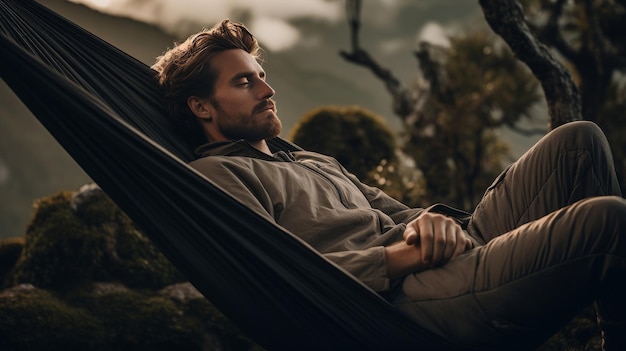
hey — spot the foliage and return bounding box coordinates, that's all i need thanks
[289,105,396,181]
[403,32,542,210]
[365,157,427,208]
[341,0,545,210]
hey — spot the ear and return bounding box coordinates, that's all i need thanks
[187,96,212,120]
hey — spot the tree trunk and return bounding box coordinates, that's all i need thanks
[479,0,582,129]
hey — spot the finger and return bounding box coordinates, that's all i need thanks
[404,222,418,245]
[431,219,448,265]
[418,219,434,265]
[442,224,458,262]
[465,236,473,250]
[451,227,468,259]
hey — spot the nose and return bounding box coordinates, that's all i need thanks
[257,79,275,100]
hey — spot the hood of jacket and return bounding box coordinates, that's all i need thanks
[194,139,296,163]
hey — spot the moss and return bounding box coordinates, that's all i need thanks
[0,287,104,350]
[9,190,183,290]
[82,290,204,350]
[11,192,107,288]
[71,187,119,226]
[110,224,184,289]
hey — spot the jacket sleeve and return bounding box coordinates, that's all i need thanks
[322,247,390,292]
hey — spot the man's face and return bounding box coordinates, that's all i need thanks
[204,49,281,143]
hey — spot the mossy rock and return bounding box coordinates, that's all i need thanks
[0,285,217,351]
[0,285,105,350]
[1,187,262,350]
[9,187,184,290]
[81,290,204,350]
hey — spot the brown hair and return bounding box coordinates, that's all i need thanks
[152,19,261,148]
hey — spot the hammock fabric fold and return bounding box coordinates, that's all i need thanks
[0,1,490,349]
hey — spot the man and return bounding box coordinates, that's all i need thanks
[153,19,626,350]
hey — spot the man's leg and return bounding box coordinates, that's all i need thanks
[468,120,621,244]
[393,121,625,348]
[393,196,626,349]
[466,121,624,349]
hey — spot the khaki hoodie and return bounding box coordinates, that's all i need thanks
[189,140,469,295]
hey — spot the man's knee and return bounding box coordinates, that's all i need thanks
[551,120,608,149]
[585,196,626,216]
[573,196,626,250]
[576,196,625,224]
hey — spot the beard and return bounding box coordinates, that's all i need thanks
[213,100,282,142]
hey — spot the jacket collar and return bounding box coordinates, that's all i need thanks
[194,140,290,162]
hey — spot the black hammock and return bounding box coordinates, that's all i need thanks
[0,1,491,350]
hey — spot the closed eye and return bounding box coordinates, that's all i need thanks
[231,71,267,87]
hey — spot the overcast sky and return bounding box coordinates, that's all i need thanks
[68,0,341,51]
[67,0,453,51]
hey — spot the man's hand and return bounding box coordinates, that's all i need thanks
[403,212,472,267]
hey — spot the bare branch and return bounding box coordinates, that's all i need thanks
[339,0,413,118]
[479,0,582,128]
[345,0,361,51]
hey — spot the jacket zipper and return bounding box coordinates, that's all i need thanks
[296,162,352,208]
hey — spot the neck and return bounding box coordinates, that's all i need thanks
[250,139,271,155]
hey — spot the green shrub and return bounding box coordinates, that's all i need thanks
[289,106,396,180]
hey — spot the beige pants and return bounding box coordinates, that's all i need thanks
[393,121,626,349]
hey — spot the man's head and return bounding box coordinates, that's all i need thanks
[153,19,281,150]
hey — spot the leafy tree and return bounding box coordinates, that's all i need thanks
[289,106,396,181]
[401,32,541,209]
[340,1,542,210]
[289,106,429,206]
